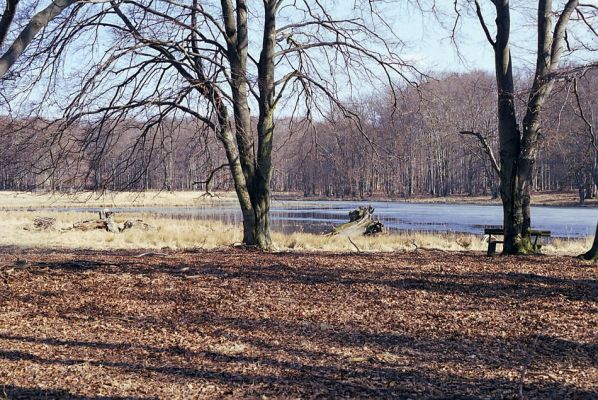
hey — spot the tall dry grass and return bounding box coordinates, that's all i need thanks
[0,210,591,256]
[0,191,237,209]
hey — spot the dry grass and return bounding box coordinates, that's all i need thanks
[0,190,237,209]
[1,210,592,256]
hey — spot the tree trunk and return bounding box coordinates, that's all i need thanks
[492,0,577,254]
[247,189,272,248]
[581,222,598,261]
[494,1,528,254]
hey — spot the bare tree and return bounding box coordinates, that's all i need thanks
[33,0,417,249]
[464,0,596,254]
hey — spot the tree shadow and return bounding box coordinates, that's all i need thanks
[26,252,596,302]
[2,249,596,398]
[0,345,595,399]
[0,384,155,399]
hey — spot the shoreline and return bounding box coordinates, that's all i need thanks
[0,190,596,209]
[273,192,598,208]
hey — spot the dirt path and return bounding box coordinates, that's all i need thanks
[0,248,596,399]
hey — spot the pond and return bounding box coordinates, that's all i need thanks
[35,200,598,238]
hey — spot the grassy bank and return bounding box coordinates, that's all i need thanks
[0,190,237,209]
[1,210,591,256]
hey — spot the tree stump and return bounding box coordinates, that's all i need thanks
[329,206,384,236]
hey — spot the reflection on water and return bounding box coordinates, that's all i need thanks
[32,200,598,238]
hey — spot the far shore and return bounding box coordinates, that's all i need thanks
[274,191,598,208]
[0,189,596,209]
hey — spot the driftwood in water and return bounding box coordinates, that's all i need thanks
[329,206,384,236]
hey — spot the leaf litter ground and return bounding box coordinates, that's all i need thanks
[0,248,596,399]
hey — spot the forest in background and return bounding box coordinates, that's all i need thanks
[1,69,596,202]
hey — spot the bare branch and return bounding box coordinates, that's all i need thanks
[459,130,500,175]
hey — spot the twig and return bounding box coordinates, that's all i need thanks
[410,241,448,254]
[193,163,229,195]
[348,236,362,253]
[518,333,540,399]
[133,252,169,258]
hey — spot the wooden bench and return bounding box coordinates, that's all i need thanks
[483,227,551,256]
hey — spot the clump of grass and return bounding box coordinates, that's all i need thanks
[545,237,593,256]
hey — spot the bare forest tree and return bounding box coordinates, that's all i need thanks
[23,0,419,249]
[460,0,597,254]
[2,70,597,197]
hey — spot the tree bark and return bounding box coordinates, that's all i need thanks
[0,0,19,48]
[0,0,76,78]
[490,0,578,254]
[493,0,529,254]
[581,222,598,261]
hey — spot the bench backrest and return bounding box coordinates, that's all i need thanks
[483,228,551,236]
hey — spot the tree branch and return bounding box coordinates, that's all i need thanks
[474,0,496,47]
[459,130,500,175]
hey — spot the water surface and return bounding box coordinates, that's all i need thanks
[35,200,597,238]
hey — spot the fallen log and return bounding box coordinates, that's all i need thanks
[121,219,154,232]
[33,217,56,230]
[70,210,153,233]
[328,206,384,236]
[72,219,110,232]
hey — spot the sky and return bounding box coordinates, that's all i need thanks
[2,0,597,117]
[385,0,597,74]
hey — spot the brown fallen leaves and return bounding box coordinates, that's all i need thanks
[0,248,596,399]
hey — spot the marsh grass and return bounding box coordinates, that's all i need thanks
[1,210,591,255]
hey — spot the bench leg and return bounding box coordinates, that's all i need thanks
[487,241,497,256]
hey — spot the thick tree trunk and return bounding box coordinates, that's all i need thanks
[494,0,527,254]
[493,0,577,254]
[246,0,277,250]
[581,222,598,261]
